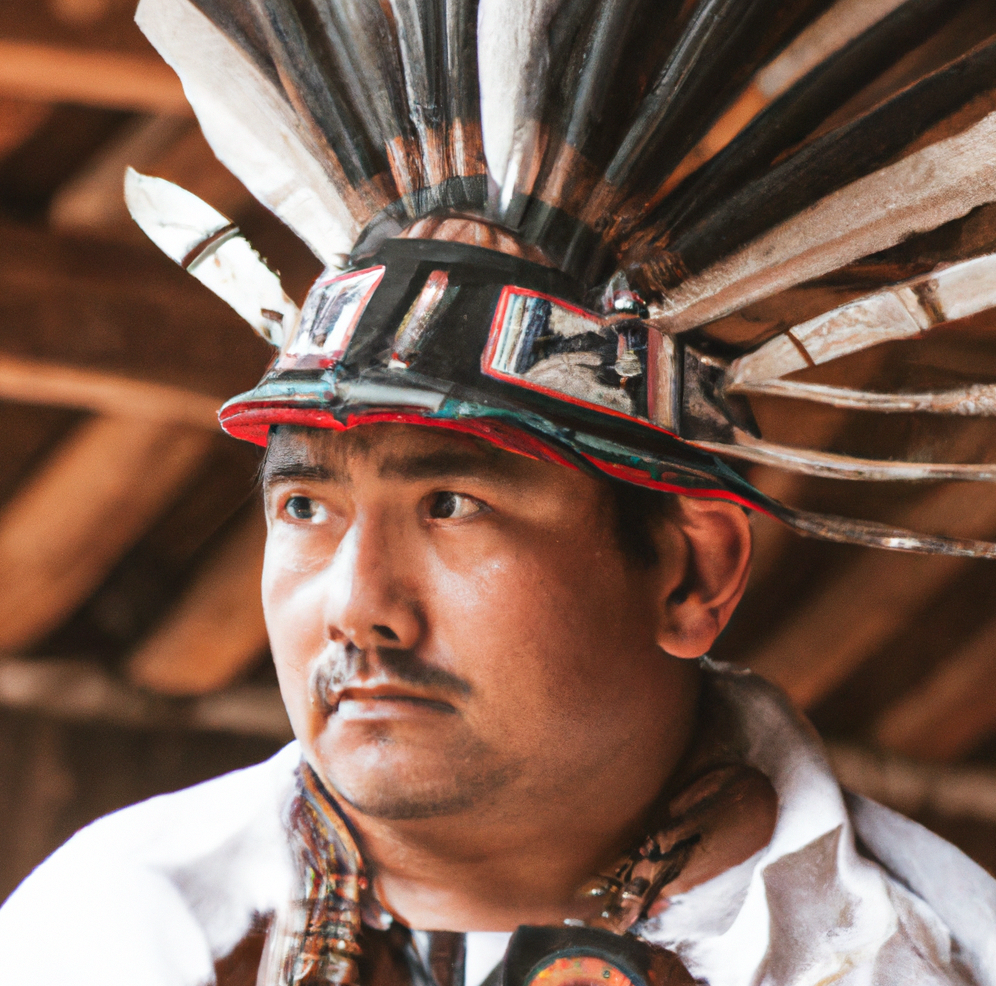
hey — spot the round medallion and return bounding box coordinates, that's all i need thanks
[525,954,638,986]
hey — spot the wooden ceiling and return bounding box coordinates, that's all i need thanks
[2,0,996,900]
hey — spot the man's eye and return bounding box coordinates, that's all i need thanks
[284,495,326,522]
[426,491,485,520]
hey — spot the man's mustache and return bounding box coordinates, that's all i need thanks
[309,642,472,711]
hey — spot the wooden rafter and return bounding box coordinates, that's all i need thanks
[49,115,253,241]
[742,477,996,709]
[0,415,212,651]
[0,352,222,428]
[0,656,291,740]
[0,220,273,399]
[126,505,269,695]
[0,97,51,160]
[0,40,191,116]
[873,617,996,761]
[827,741,996,824]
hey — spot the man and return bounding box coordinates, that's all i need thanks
[3,416,992,986]
[4,0,996,983]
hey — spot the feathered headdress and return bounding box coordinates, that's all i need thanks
[128,0,996,557]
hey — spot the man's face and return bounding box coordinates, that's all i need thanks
[262,424,688,823]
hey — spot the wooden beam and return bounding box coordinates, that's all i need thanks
[0,220,274,399]
[742,477,996,709]
[0,351,222,428]
[0,40,192,115]
[0,656,291,739]
[873,616,996,761]
[50,115,253,241]
[126,505,269,695]
[49,0,118,29]
[0,415,211,651]
[827,741,996,824]
[0,97,51,160]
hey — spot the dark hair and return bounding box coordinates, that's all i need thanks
[606,476,678,568]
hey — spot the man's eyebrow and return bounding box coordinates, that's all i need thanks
[377,449,508,481]
[262,461,343,485]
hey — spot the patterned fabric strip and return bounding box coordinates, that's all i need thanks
[261,762,370,986]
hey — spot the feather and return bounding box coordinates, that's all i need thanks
[136,0,357,266]
[754,0,913,101]
[242,0,392,207]
[478,0,562,212]
[601,0,834,214]
[762,503,996,559]
[135,0,996,557]
[725,381,996,417]
[643,0,966,254]
[659,0,920,189]
[727,251,996,387]
[698,430,996,484]
[648,105,996,333]
[386,0,486,203]
[124,169,300,346]
[490,0,835,279]
[660,37,996,284]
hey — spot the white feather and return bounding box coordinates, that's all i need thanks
[478,0,563,211]
[136,0,358,268]
[125,169,299,347]
[123,167,232,265]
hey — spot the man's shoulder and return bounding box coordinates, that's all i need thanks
[0,742,302,986]
[846,791,996,986]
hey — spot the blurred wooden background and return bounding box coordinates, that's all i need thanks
[2,0,996,904]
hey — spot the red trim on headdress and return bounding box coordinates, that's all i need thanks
[220,403,581,471]
[220,402,761,509]
[583,457,769,516]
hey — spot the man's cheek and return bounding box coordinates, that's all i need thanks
[263,567,330,708]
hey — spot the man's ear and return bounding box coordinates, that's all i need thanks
[652,497,752,659]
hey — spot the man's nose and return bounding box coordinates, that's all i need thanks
[322,509,423,652]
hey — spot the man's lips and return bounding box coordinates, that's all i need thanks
[330,683,457,718]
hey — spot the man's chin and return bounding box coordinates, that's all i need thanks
[311,728,520,822]
[331,776,482,821]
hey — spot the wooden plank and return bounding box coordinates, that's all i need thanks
[0,657,290,739]
[0,415,211,651]
[50,116,253,241]
[126,506,269,695]
[0,351,222,428]
[0,40,192,115]
[742,478,996,709]
[873,618,996,761]
[0,97,51,160]
[48,0,117,28]
[827,741,996,823]
[0,220,274,399]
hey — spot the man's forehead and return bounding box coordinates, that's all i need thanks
[262,423,518,485]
